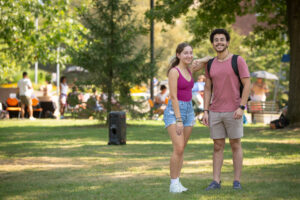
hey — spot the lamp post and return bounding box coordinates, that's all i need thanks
[150,0,154,116]
[34,0,44,84]
[34,16,38,84]
[56,46,60,119]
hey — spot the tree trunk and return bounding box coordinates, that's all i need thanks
[287,0,300,127]
[105,0,116,123]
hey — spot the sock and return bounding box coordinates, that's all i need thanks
[170,177,179,184]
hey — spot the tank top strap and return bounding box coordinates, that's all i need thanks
[187,67,192,75]
[175,67,192,75]
[175,67,182,77]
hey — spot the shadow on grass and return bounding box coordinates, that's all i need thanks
[1,122,300,199]
[0,162,299,200]
[0,125,299,160]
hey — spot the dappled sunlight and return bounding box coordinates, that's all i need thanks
[1,120,300,199]
[244,155,300,166]
[0,119,101,128]
[243,138,300,144]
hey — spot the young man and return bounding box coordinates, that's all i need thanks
[202,29,251,190]
[17,72,35,120]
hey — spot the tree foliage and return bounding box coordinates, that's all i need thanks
[72,0,151,118]
[148,0,300,126]
[0,0,85,83]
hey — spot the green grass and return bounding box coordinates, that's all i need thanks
[0,119,299,200]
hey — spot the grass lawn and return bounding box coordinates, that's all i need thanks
[0,119,299,200]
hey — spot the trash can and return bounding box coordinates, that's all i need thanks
[108,111,126,145]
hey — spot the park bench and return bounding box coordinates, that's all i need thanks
[247,101,280,123]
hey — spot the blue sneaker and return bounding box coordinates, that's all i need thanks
[233,180,242,189]
[205,180,221,191]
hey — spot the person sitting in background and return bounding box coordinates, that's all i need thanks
[87,88,103,112]
[41,80,53,97]
[154,85,168,115]
[0,103,9,119]
[251,78,269,101]
[67,86,80,107]
[270,106,289,129]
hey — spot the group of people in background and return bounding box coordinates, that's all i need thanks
[12,73,106,120]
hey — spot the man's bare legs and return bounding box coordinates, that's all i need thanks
[229,138,243,182]
[213,138,225,183]
[21,104,33,118]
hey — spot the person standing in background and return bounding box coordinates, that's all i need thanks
[60,76,68,119]
[250,78,269,101]
[17,72,35,120]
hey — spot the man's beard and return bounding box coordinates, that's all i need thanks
[215,44,228,53]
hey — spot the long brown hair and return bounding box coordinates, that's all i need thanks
[167,42,192,75]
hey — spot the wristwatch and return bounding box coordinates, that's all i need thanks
[239,105,245,110]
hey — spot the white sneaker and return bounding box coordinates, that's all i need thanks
[29,117,36,120]
[179,181,188,192]
[169,182,182,193]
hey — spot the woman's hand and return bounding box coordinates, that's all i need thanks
[176,121,184,135]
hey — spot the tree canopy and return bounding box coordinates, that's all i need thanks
[147,0,300,127]
[72,0,152,117]
[0,0,85,83]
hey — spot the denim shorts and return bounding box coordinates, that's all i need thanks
[163,100,195,128]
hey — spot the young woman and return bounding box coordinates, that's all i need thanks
[164,42,211,193]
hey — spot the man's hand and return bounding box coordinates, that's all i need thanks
[191,60,202,72]
[202,112,209,126]
[176,122,184,135]
[191,56,213,72]
[233,108,243,119]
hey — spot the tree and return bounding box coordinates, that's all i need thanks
[148,0,300,127]
[72,0,151,119]
[0,0,85,83]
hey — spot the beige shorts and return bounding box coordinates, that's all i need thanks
[209,111,243,139]
[20,95,32,106]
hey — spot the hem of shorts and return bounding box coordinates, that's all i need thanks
[164,122,176,129]
[209,110,237,113]
[177,99,192,102]
[165,122,195,128]
[210,136,243,139]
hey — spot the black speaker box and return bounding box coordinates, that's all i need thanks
[108,111,126,145]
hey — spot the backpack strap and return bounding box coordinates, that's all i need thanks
[231,55,245,98]
[231,54,241,83]
[207,58,215,77]
[207,58,215,95]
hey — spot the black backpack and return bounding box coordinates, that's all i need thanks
[207,54,245,98]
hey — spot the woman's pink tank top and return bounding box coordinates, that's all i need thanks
[175,67,194,102]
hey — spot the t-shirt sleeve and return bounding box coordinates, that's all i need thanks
[237,56,250,78]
